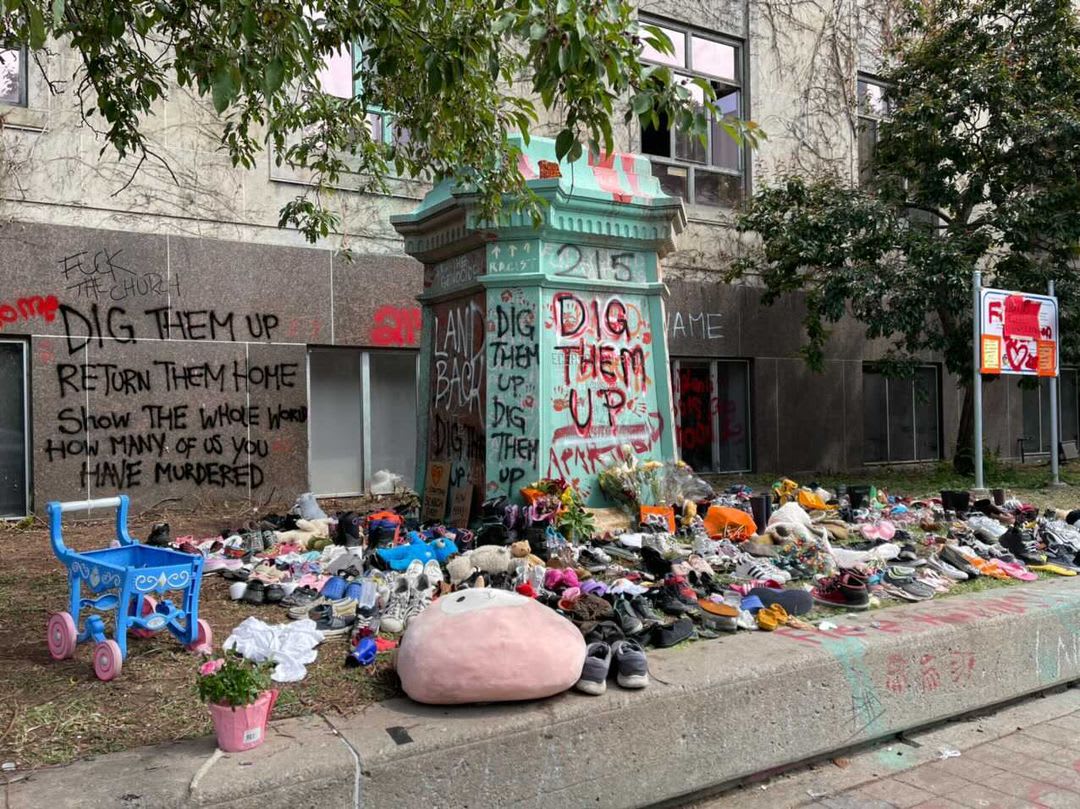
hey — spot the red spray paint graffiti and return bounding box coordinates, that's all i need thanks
[370,305,421,347]
[0,295,60,332]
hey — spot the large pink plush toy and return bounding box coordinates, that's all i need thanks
[396,589,587,704]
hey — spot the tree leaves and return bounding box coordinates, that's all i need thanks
[2,0,762,244]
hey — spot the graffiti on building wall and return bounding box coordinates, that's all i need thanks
[545,290,662,496]
[673,368,746,453]
[37,271,308,493]
[428,296,486,491]
[0,295,59,332]
[665,310,723,342]
[58,248,182,303]
[487,288,540,495]
[369,305,421,347]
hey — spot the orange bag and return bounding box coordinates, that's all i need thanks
[702,505,757,540]
[639,505,676,533]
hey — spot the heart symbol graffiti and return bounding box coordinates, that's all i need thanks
[1004,338,1035,371]
[431,465,444,485]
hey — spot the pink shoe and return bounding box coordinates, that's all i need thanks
[992,559,1037,581]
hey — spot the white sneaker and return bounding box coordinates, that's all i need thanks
[404,575,434,627]
[381,577,412,633]
[423,559,443,585]
[403,559,424,583]
[734,557,791,583]
[925,554,968,581]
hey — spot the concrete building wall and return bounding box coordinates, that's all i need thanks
[0,0,1025,512]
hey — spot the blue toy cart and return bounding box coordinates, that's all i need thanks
[46,495,211,681]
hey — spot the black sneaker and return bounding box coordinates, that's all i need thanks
[242,579,266,605]
[264,583,286,604]
[146,522,170,547]
[630,595,665,626]
[613,596,644,635]
[1002,527,1046,565]
[310,604,355,637]
[651,585,698,616]
[640,546,672,577]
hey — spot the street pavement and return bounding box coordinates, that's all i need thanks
[690,686,1080,809]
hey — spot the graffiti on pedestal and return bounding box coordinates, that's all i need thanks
[545,290,663,498]
[486,288,540,496]
[428,295,486,492]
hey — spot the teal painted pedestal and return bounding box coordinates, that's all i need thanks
[392,139,686,514]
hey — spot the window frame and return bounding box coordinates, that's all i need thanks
[862,363,943,464]
[0,338,30,518]
[856,73,890,186]
[306,346,420,497]
[671,357,753,473]
[638,16,748,209]
[0,44,28,108]
[1021,368,1080,455]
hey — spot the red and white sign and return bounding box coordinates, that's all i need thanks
[979,288,1058,377]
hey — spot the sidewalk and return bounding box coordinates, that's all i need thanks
[692,687,1080,809]
[9,577,1080,809]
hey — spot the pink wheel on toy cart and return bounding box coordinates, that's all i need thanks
[130,596,159,639]
[187,619,213,654]
[93,640,123,681]
[47,612,77,660]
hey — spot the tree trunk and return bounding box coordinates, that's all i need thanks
[953,381,975,476]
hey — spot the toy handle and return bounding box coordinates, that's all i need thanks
[54,497,123,513]
[47,495,133,557]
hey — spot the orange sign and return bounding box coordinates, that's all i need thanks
[1038,341,1057,377]
[980,335,1001,374]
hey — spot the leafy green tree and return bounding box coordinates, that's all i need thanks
[728,0,1080,472]
[1,0,761,241]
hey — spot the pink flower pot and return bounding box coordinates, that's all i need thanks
[208,689,278,752]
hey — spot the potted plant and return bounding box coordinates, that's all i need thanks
[196,652,277,752]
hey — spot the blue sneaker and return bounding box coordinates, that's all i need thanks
[321,575,347,601]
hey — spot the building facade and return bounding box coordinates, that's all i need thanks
[0,0,1056,515]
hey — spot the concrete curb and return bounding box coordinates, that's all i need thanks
[10,578,1080,809]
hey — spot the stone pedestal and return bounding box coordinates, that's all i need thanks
[392,138,686,513]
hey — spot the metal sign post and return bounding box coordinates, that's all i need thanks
[1049,280,1060,486]
[973,270,984,490]
[975,277,1061,488]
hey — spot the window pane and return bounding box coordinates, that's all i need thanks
[715,361,750,471]
[914,367,940,461]
[367,112,384,142]
[0,47,25,106]
[368,352,418,486]
[857,79,888,117]
[693,169,742,207]
[641,25,686,68]
[317,45,353,98]
[1061,370,1079,444]
[675,126,707,163]
[391,123,411,148]
[710,87,741,172]
[1040,379,1052,452]
[652,162,688,200]
[641,113,672,158]
[308,349,364,494]
[858,118,877,186]
[863,370,888,462]
[887,376,916,462]
[691,36,736,81]
[1022,382,1043,454]
[0,342,27,516]
[675,364,714,472]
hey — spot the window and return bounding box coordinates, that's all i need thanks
[639,19,745,208]
[857,75,890,186]
[862,365,941,463]
[316,43,409,149]
[308,348,418,495]
[0,45,27,107]
[1021,370,1080,454]
[0,340,29,517]
[672,359,751,472]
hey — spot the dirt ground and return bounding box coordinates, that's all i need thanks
[0,497,401,771]
[2,470,1079,771]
